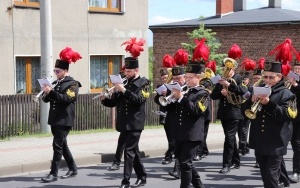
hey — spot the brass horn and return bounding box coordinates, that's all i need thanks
[159,85,187,106]
[93,77,128,100]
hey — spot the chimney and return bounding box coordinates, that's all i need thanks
[234,0,246,12]
[269,0,282,8]
[216,0,234,17]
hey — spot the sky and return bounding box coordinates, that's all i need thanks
[148,0,300,46]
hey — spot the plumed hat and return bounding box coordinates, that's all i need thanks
[121,37,146,69]
[55,47,82,70]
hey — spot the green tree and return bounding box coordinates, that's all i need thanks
[148,46,154,91]
[181,23,226,74]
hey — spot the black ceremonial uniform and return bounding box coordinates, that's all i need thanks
[210,73,247,170]
[154,85,175,162]
[289,81,300,177]
[174,86,209,188]
[42,76,81,176]
[101,76,149,185]
[244,80,294,188]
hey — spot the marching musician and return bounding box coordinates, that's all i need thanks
[210,55,247,173]
[154,67,175,165]
[243,60,296,188]
[287,60,300,184]
[171,62,208,188]
[41,47,82,182]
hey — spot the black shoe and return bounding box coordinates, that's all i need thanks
[289,173,300,183]
[61,170,77,179]
[132,179,146,187]
[119,184,130,188]
[230,163,240,169]
[193,155,202,161]
[219,167,230,174]
[254,162,260,168]
[168,170,181,179]
[162,157,172,165]
[278,182,290,187]
[107,162,120,171]
[41,174,58,183]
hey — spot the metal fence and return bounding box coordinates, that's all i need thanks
[0,93,218,140]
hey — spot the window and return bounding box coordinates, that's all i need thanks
[90,56,122,92]
[89,0,124,13]
[14,0,39,8]
[16,57,41,94]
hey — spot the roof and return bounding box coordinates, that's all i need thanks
[149,7,300,29]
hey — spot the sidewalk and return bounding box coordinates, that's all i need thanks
[0,123,224,177]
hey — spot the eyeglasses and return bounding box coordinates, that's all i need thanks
[53,70,61,74]
[263,75,276,79]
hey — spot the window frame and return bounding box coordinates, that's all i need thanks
[90,55,122,93]
[89,0,124,13]
[14,0,40,8]
[15,56,41,94]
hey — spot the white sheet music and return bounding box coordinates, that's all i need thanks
[37,78,52,88]
[155,84,167,95]
[253,86,271,97]
[210,75,222,84]
[165,83,183,91]
[109,74,123,84]
[287,71,300,81]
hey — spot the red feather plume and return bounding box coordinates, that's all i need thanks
[206,60,216,73]
[241,58,256,71]
[121,37,146,58]
[174,49,188,66]
[257,57,265,70]
[269,38,300,65]
[192,38,210,62]
[59,47,82,63]
[282,64,291,77]
[228,44,242,60]
[162,54,176,68]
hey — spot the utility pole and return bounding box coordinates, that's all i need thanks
[39,0,53,133]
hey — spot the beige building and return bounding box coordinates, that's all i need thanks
[0,0,149,95]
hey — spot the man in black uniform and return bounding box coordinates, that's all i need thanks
[41,48,82,182]
[101,57,150,188]
[154,68,174,164]
[172,62,208,188]
[287,61,300,184]
[244,60,296,188]
[211,57,247,173]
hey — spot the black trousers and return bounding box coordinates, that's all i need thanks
[163,124,175,159]
[196,120,210,156]
[291,121,300,174]
[176,141,203,188]
[256,154,282,188]
[114,132,126,165]
[50,126,77,176]
[279,158,289,185]
[121,131,146,185]
[221,120,240,167]
[238,119,250,153]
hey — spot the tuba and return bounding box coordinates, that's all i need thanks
[221,58,243,105]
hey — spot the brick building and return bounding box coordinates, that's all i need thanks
[149,0,300,86]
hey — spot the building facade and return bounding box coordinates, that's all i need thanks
[0,0,148,95]
[149,0,300,86]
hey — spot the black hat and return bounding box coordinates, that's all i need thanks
[124,57,138,69]
[172,66,185,76]
[160,68,168,76]
[55,59,69,70]
[263,60,282,73]
[185,62,205,74]
[294,59,300,66]
[241,71,250,79]
[253,69,263,75]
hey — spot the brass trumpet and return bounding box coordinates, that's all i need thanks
[92,77,128,99]
[159,85,187,106]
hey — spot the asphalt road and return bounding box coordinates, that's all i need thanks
[0,147,298,188]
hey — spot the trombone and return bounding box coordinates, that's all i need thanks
[93,77,128,100]
[159,85,187,106]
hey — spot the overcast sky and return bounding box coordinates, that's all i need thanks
[148,0,300,46]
